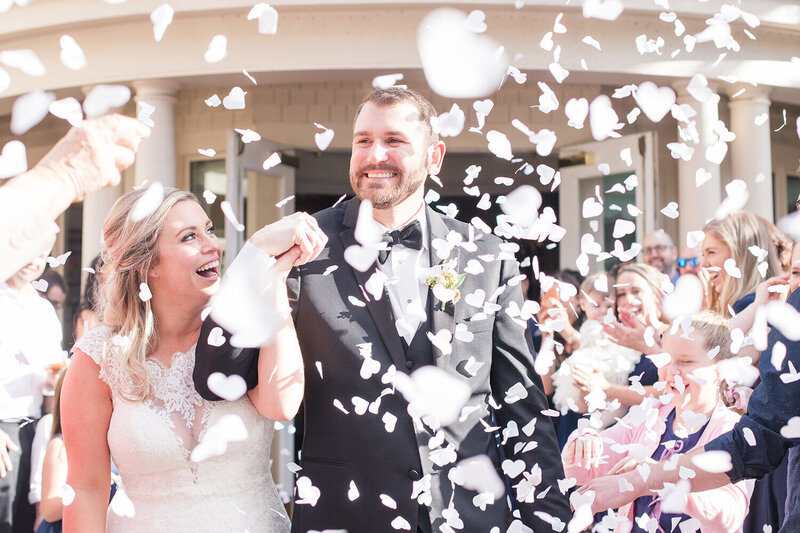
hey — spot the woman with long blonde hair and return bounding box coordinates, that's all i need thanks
[701,211,782,317]
[61,187,326,532]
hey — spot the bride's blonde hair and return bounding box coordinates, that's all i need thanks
[97,187,198,401]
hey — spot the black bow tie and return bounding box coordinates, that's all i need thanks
[378,220,423,264]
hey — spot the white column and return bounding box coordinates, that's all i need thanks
[132,79,180,187]
[673,80,722,246]
[727,84,773,221]
[81,183,121,269]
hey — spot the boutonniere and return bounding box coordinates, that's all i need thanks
[425,263,466,310]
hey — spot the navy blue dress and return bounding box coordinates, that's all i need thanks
[631,409,710,532]
[730,294,789,532]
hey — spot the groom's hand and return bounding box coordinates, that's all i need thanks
[249,212,327,263]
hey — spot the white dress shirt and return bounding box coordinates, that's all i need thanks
[376,210,430,345]
[0,282,65,420]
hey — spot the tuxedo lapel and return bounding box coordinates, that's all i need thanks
[426,206,459,366]
[339,198,407,371]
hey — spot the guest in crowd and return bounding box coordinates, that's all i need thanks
[37,270,67,313]
[573,263,667,410]
[552,273,641,447]
[73,256,103,341]
[1,257,66,533]
[789,242,800,294]
[564,311,753,533]
[643,230,679,285]
[33,369,68,533]
[701,211,782,317]
[677,245,701,278]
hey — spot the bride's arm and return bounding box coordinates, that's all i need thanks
[248,247,305,421]
[61,350,112,533]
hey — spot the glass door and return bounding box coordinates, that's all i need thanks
[557,132,656,274]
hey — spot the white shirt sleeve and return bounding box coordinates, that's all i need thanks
[28,413,54,505]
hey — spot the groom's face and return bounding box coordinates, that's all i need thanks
[349,101,442,209]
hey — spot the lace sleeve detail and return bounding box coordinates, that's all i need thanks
[73,326,124,391]
[73,325,111,365]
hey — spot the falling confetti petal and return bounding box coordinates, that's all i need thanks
[204,35,228,63]
[131,181,165,222]
[314,123,334,151]
[138,282,152,302]
[417,8,508,98]
[220,200,245,232]
[207,372,246,401]
[0,49,46,76]
[222,87,247,109]
[0,140,27,179]
[248,3,279,35]
[150,4,174,42]
[83,84,131,118]
[372,73,404,89]
[11,91,55,135]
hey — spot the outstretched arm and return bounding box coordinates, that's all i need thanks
[194,213,325,404]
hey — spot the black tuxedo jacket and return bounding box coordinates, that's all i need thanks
[194,197,570,532]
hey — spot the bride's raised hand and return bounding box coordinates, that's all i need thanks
[249,212,327,264]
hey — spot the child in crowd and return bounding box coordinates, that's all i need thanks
[34,368,68,533]
[562,311,753,533]
[552,273,641,431]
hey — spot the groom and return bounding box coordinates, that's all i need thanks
[194,87,570,532]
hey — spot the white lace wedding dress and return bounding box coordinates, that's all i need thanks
[74,326,291,533]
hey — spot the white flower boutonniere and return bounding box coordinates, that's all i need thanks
[425,264,466,310]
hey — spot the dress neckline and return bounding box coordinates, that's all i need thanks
[147,344,197,370]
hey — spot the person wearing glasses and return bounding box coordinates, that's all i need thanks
[677,245,701,277]
[642,230,679,285]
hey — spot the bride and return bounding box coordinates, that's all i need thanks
[61,187,325,532]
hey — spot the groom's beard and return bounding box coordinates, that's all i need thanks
[350,161,428,210]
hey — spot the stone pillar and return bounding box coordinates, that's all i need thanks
[727,84,773,221]
[81,183,121,269]
[673,79,722,247]
[132,79,180,187]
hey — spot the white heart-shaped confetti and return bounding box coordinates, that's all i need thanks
[463,9,487,33]
[660,202,679,219]
[417,8,508,99]
[11,90,55,135]
[222,87,246,110]
[0,140,27,179]
[138,282,152,302]
[83,84,131,118]
[295,476,321,506]
[207,327,226,347]
[59,35,87,70]
[204,35,228,63]
[207,372,247,401]
[49,97,83,127]
[635,82,676,123]
[314,127,334,151]
[131,181,164,222]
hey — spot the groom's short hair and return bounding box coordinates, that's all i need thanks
[354,87,439,146]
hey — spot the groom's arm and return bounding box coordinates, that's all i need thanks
[489,257,571,528]
[193,242,302,401]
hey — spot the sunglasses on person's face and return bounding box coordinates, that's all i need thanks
[677,257,699,268]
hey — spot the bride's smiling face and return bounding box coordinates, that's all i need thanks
[147,200,222,308]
